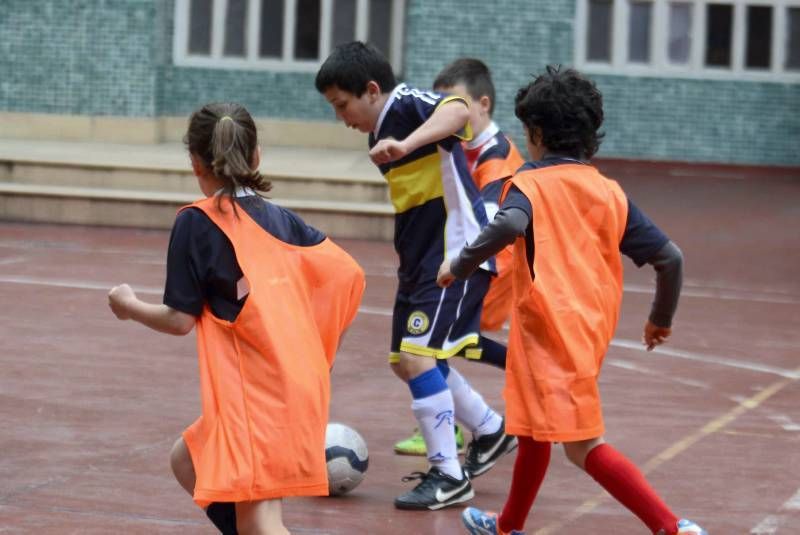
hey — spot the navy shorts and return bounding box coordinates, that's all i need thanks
[389,269,491,362]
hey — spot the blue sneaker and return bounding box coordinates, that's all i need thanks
[657,519,708,535]
[461,507,524,535]
[676,519,708,534]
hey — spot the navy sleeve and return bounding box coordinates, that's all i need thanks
[395,86,445,123]
[620,199,670,267]
[499,184,532,219]
[163,209,207,317]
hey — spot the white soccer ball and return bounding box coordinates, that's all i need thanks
[325,422,369,496]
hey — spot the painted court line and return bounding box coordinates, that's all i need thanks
[2,275,797,381]
[750,487,800,534]
[534,372,800,535]
[612,338,800,380]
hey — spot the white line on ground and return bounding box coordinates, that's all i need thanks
[611,338,800,379]
[751,487,800,533]
[3,274,798,380]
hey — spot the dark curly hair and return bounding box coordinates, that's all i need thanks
[514,65,604,160]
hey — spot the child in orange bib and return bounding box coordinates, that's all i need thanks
[438,67,706,535]
[108,103,365,534]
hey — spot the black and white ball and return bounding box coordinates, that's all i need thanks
[325,422,368,496]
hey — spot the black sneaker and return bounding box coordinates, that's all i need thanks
[463,418,518,478]
[394,467,474,510]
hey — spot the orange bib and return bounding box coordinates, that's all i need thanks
[501,164,628,442]
[181,197,365,507]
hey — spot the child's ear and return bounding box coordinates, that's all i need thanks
[251,145,261,169]
[190,154,204,178]
[479,95,492,115]
[366,80,382,101]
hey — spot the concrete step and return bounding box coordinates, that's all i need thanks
[0,140,394,240]
[0,182,394,240]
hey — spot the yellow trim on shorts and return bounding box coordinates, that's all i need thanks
[388,352,403,364]
[399,334,481,359]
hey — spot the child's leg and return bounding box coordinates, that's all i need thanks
[171,437,238,534]
[395,354,462,479]
[235,499,288,535]
[497,436,551,533]
[477,335,506,369]
[438,361,503,437]
[563,438,680,534]
[170,436,195,495]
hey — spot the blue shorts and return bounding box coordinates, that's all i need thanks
[388,269,490,362]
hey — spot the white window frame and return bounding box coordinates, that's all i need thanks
[173,0,406,72]
[575,0,800,82]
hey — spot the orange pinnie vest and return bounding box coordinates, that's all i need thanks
[501,164,628,442]
[181,197,365,507]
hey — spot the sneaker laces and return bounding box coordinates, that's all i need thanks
[400,469,447,494]
[400,471,429,483]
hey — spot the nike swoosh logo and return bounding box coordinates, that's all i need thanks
[477,437,506,464]
[435,478,469,503]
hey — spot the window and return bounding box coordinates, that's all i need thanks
[575,0,800,81]
[587,0,614,61]
[174,0,407,71]
[629,1,653,62]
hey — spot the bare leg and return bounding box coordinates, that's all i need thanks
[236,499,290,535]
[562,436,605,469]
[170,436,195,495]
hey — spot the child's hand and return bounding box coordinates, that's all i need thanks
[436,260,455,288]
[369,138,408,165]
[643,320,671,351]
[108,283,136,320]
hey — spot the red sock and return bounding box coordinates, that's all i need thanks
[584,443,679,534]
[497,437,551,533]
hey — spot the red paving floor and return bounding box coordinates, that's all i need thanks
[0,161,799,533]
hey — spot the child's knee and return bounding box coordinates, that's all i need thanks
[169,437,196,494]
[391,352,436,382]
[562,437,604,469]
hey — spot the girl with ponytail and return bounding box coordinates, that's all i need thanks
[108,102,365,534]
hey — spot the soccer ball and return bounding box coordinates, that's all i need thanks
[325,422,369,496]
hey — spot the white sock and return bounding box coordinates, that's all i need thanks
[446,367,502,438]
[411,389,463,479]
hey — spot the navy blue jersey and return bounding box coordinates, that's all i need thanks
[369,83,492,283]
[504,157,669,266]
[163,193,325,321]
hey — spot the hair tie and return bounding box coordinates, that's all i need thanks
[219,116,234,123]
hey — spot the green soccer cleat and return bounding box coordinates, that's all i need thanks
[393,425,465,456]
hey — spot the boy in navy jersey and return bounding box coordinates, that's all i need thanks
[316,42,517,511]
[393,58,525,457]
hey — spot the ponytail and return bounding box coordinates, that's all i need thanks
[184,103,272,213]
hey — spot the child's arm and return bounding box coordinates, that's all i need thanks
[369,99,469,165]
[437,186,532,287]
[108,283,196,336]
[641,241,683,350]
[619,199,683,351]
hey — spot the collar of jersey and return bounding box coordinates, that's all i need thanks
[213,186,256,197]
[464,121,500,150]
[373,83,407,138]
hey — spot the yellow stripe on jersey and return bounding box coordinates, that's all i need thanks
[386,151,444,213]
[436,95,473,141]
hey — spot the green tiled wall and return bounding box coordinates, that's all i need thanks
[1,0,798,166]
[0,0,161,116]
